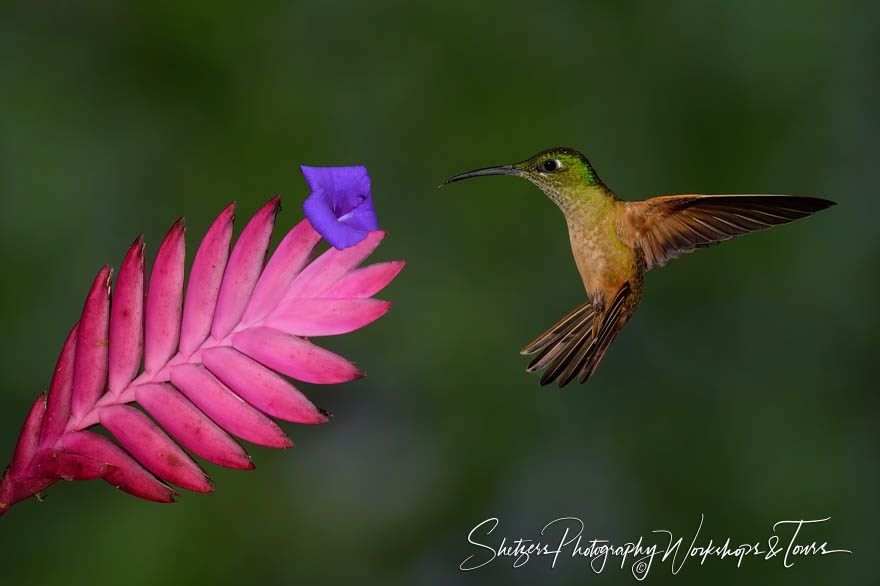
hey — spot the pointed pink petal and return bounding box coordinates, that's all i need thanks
[61,430,176,502]
[241,218,322,324]
[325,261,405,299]
[109,236,145,394]
[170,364,292,448]
[135,382,253,470]
[211,197,280,339]
[179,203,235,357]
[99,404,212,493]
[265,298,392,336]
[0,473,55,513]
[280,230,385,301]
[10,395,46,476]
[40,324,78,448]
[202,346,327,424]
[144,219,186,374]
[0,477,16,514]
[70,266,111,421]
[32,449,116,481]
[232,326,362,384]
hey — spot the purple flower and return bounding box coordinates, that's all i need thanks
[301,165,379,250]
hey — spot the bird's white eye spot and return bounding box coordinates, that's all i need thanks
[541,159,562,173]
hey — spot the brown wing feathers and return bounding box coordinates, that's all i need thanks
[627,195,835,270]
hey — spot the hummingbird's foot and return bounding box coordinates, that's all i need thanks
[590,292,605,314]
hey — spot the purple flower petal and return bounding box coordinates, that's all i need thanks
[300,166,379,250]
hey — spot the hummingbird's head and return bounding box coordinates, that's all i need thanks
[443,147,605,208]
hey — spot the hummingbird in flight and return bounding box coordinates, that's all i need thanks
[444,147,835,387]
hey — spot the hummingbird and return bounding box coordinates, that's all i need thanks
[444,147,835,387]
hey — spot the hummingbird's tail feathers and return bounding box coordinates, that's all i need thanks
[523,282,633,387]
[526,307,596,378]
[624,195,836,270]
[521,300,594,357]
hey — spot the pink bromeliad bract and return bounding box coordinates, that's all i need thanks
[0,177,403,516]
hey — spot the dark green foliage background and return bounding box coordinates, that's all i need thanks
[1,2,876,584]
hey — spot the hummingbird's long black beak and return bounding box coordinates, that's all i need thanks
[442,165,522,185]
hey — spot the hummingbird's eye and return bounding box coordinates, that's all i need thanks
[541,159,560,173]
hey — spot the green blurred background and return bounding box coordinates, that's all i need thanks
[1,1,876,584]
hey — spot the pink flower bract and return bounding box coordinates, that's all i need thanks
[0,196,403,516]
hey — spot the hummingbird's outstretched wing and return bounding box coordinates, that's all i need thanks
[623,195,835,270]
[521,282,633,387]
